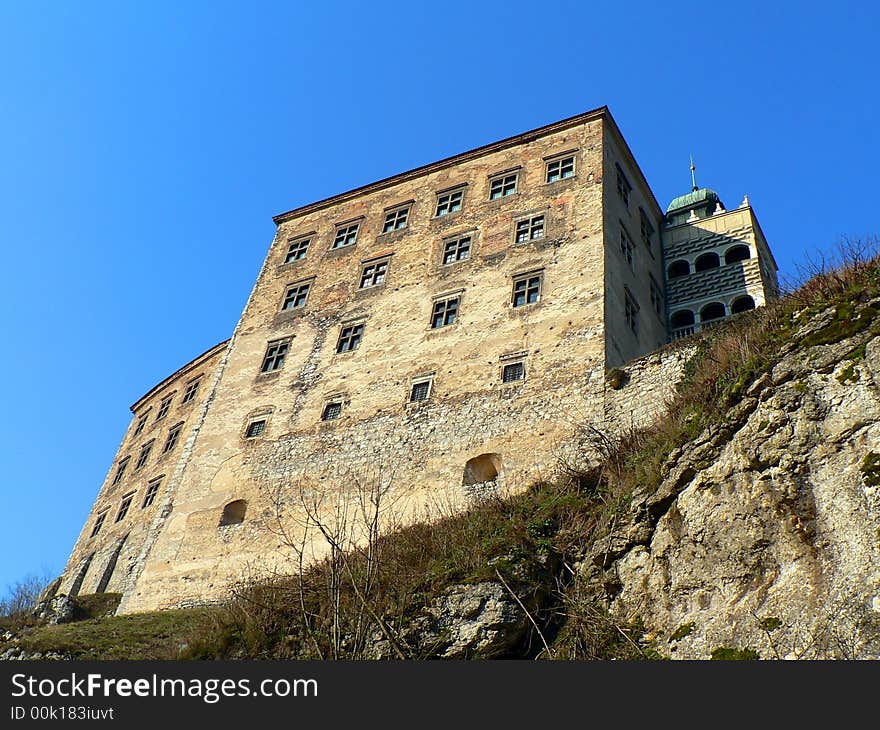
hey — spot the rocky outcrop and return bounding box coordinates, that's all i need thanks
[601,315,880,659]
[32,594,78,625]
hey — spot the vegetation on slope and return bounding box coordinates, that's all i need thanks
[6,241,880,660]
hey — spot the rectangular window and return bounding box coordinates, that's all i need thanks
[336,323,364,353]
[616,164,632,207]
[116,493,134,522]
[442,235,471,265]
[135,440,154,471]
[133,412,149,437]
[489,171,518,199]
[142,479,161,508]
[512,274,542,308]
[435,187,464,216]
[650,276,663,316]
[382,205,410,233]
[515,215,545,243]
[322,401,342,421]
[431,296,460,329]
[360,260,388,289]
[90,512,107,537]
[502,361,525,383]
[245,419,266,438]
[620,228,634,269]
[332,222,360,249]
[409,378,433,402]
[181,378,201,405]
[261,339,289,372]
[282,281,311,310]
[162,422,183,454]
[639,208,655,251]
[284,236,311,263]
[156,394,174,421]
[624,288,640,336]
[112,457,130,486]
[545,155,575,183]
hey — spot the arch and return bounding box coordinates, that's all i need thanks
[667,260,690,279]
[670,309,695,328]
[462,453,503,486]
[695,252,721,272]
[725,245,751,264]
[731,295,756,314]
[219,499,247,526]
[700,302,726,322]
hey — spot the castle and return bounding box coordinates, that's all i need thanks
[55,106,778,613]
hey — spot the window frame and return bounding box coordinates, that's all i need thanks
[544,152,576,183]
[619,225,635,270]
[649,275,663,317]
[181,377,201,405]
[616,163,632,208]
[488,169,519,200]
[501,361,525,384]
[245,418,267,439]
[331,220,361,250]
[511,271,543,308]
[430,293,461,330]
[116,492,135,522]
[624,287,640,337]
[514,213,546,243]
[336,322,365,354]
[260,338,290,373]
[135,439,154,471]
[434,185,466,217]
[283,235,312,264]
[409,374,434,403]
[639,208,655,255]
[132,411,149,437]
[381,203,412,234]
[90,511,108,537]
[162,422,184,454]
[441,233,473,266]
[155,393,175,422]
[142,478,162,509]
[321,399,343,421]
[111,456,130,486]
[281,279,313,311]
[359,258,390,289]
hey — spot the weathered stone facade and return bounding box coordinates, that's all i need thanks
[56,107,779,614]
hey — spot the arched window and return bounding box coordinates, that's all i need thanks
[667,260,690,279]
[219,500,247,526]
[700,302,726,322]
[725,245,751,264]
[695,252,721,272]
[462,453,503,486]
[670,310,695,328]
[731,295,756,314]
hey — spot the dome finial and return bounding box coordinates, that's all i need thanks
[690,155,698,192]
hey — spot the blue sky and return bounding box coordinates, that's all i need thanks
[0,1,877,593]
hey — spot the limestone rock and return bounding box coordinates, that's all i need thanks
[32,594,78,625]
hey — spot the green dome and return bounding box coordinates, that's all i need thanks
[666,187,720,213]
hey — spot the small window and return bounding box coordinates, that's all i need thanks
[489,171,518,199]
[142,478,162,508]
[545,155,575,183]
[695,252,721,272]
[360,260,389,289]
[181,378,201,405]
[155,394,174,421]
[162,422,184,454]
[135,440,154,471]
[90,512,107,537]
[322,401,343,421]
[332,222,360,249]
[116,493,134,522]
[431,296,460,329]
[725,245,751,264]
[282,281,311,310]
[261,339,290,372]
[512,273,542,308]
[667,260,690,279]
[502,361,525,383]
[650,276,663,315]
[382,205,410,233]
[616,164,632,207]
[410,378,433,402]
[619,227,634,269]
[624,288,639,336]
[515,215,545,242]
[336,323,364,353]
[639,208,655,251]
[442,235,471,265]
[133,412,149,437]
[731,295,756,314]
[245,419,267,438]
[219,499,247,526]
[284,236,311,263]
[435,187,464,217]
[112,457,130,486]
